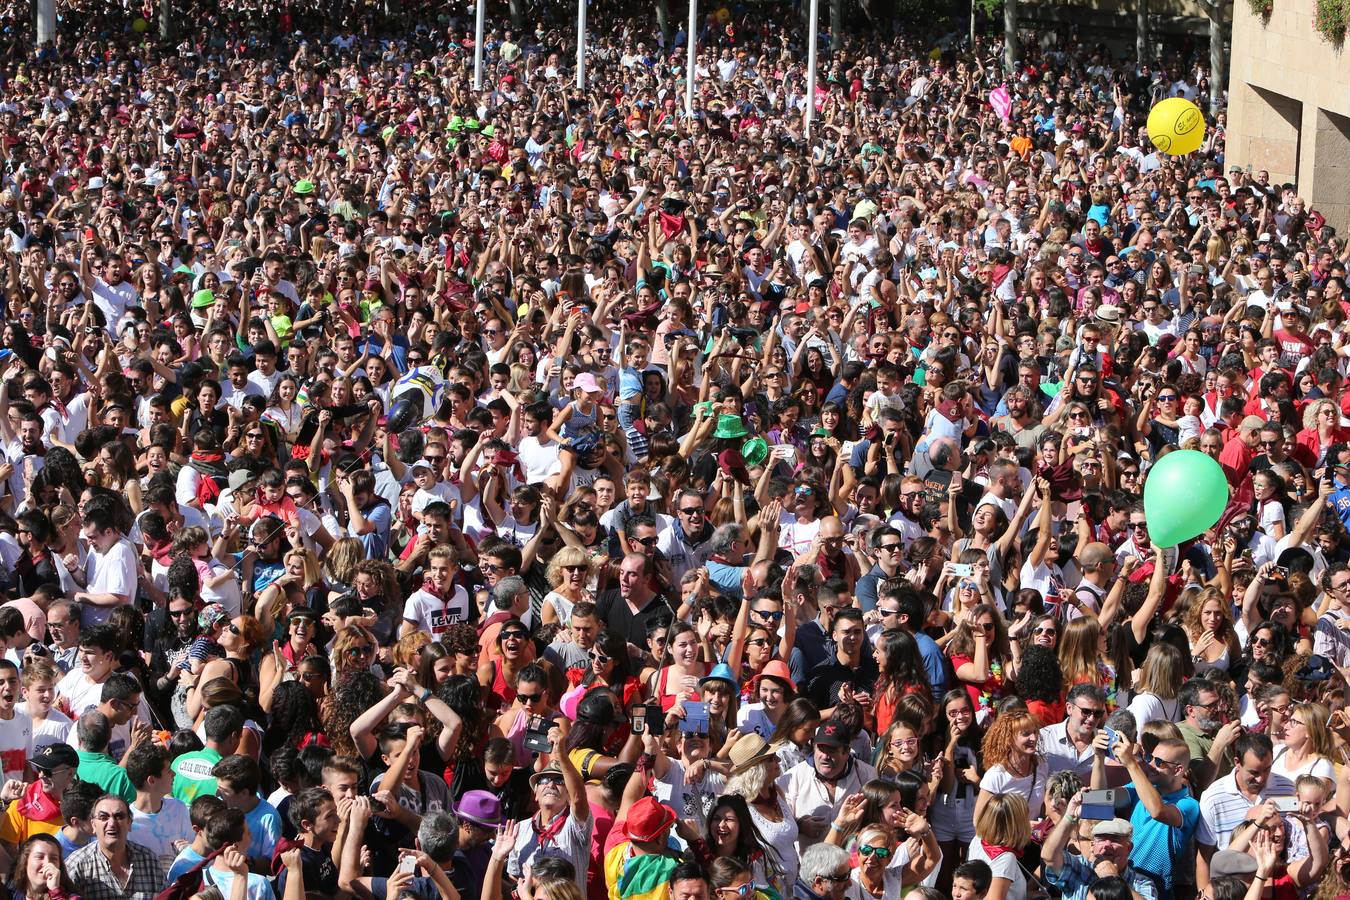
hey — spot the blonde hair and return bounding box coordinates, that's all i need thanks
[284,548,321,587]
[725,760,775,804]
[531,881,585,900]
[974,793,1032,849]
[546,545,595,590]
[1058,618,1103,688]
[1185,586,1235,641]
[324,538,363,586]
[856,824,895,852]
[1291,701,1336,761]
[1137,642,1184,700]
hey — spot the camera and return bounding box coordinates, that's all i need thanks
[523,715,556,754]
[728,327,758,344]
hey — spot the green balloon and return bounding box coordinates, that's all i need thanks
[1142,449,1230,548]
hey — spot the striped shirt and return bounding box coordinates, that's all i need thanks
[1195,770,1295,849]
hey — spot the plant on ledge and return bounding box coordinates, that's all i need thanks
[1315,0,1349,42]
[1248,0,1272,16]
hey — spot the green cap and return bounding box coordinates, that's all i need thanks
[448,115,464,132]
[381,126,396,141]
[191,289,216,309]
[713,414,749,440]
[465,118,480,131]
[481,124,496,138]
[173,264,194,276]
[292,180,315,196]
[741,437,769,467]
[447,137,459,149]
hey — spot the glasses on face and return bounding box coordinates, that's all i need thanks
[877,607,902,618]
[290,617,314,628]
[821,873,852,884]
[977,622,996,632]
[752,609,783,621]
[859,845,893,859]
[877,542,903,553]
[1157,394,1178,401]
[501,630,529,643]
[1073,705,1106,719]
[1033,627,1057,636]
[480,563,503,574]
[634,536,659,547]
[679,506,705,516]
[534,775,564,787]
[225,624,241,636]
[516,692,543,704]
[746,638,770,648]
[1131,522,1149,532]
[888,738,919,749]
[348,645,374,657]
[1267,702,1292,716]
[1148,755,1183,771]
[589,649,611,664]
[1069,411,1090,420]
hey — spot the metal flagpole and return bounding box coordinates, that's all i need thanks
[472,0,485,91]
[805,0,818,138]
[577,0,587,89]
[684,0,698,117]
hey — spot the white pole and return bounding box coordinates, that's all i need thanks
[805,0,818,138]
[35,0,54,45]
[577,0,587,89]
[472,0,485,91]
[684,0,697,117]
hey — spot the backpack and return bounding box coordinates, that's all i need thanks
[153,849,222,900]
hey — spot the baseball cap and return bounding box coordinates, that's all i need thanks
[1091,818,1132,840]
[31,743,79,772]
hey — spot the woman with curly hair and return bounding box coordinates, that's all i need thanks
[324,670,387,760]
[263,680,325,759]
[946,604,1014,722]
[974,709,1050,822]
[352,559,401,643]
[874,628,934,738]
[1183,585,1242,677]
[1014,645,1065,726]
[438,624,482,679]
[541,545,596,627]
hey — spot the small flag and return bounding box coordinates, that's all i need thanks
[990,84,1012,122]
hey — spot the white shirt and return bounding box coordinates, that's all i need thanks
[17,703,71,752]
[402,586,472,636]
[517,436,562,485]
[91,277,137,336]
[83,536,138,626]
[967,837,1026,900]
[979,758,1053,818]
[131,796,194,874]
[507,808,593,894]
[1197,769,1295,848]
[777,757,878,836]
[0,710,33,780]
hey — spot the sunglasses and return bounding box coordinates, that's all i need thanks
[859,845,892,859]
[501,631,529,642]
[516,692,543,703]
[752,610,783,621]
[634,536,659,547]
[348,645,374,656]
[168,609,194,619]
[290,617,314,628]
[1033,627,1057,636]
[534,775,563,787]
[745,638,770,648]
[589,650,612,664]
[225,624,241,636]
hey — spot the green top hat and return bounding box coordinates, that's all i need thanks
[714,414,749,440]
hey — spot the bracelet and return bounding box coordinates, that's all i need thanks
[418,688,431,703]
[830,822,846,833]
[637,752,657,769]
[1253,875,1267,882]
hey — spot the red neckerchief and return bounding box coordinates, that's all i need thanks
[191,449,225,464]
[980,840,1024,860]
[16,779,59,823]
[532,808,569,847]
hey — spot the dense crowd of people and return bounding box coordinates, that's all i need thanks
[0,2,1345,900]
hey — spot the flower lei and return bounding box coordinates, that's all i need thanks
[978,660,1007,712]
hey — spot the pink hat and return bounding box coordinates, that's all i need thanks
[573,372,602,394]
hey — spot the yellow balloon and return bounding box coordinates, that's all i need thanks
[1147,97,1206,156]
[131,17,148,32]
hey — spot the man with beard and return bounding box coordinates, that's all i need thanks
[1175,678,1243,791]
[0,407,46,517]
[991,385,1047,449]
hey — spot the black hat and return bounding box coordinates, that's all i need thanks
[31,742,79,772]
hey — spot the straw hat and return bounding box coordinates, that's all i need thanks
[728,733,776,774]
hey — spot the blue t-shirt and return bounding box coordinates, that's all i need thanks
[356,502,393,560]
[1126,783,1201,890]
[168,846,206,883]
[705,559,748,600]
[243,799,282,864]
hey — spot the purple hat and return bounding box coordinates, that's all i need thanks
[455,790,503,827]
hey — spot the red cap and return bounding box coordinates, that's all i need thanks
[623,797,677,843]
